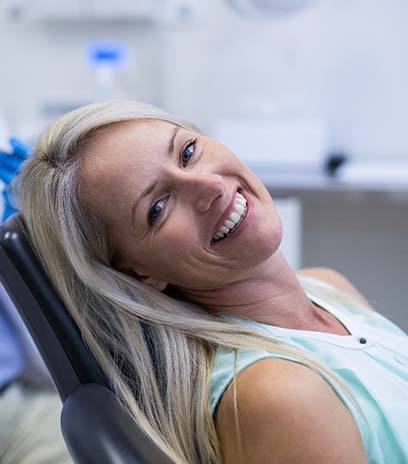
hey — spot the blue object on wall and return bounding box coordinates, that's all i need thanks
[86,40,129,69]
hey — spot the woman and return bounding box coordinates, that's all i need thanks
[14,100,408,463]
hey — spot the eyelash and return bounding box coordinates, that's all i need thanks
[148,138,197,226]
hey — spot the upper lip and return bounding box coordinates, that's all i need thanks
[212,186,240,239]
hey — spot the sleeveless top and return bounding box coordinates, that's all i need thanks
[209,275,408,464]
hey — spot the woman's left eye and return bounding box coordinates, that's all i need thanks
[180,139,197,167]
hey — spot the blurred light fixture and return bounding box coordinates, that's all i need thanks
[228,0,315,18]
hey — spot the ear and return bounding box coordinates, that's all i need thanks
[141,276,168,292]
[117,266,168,292]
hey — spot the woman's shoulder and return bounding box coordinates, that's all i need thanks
[297,267,375,311]
[214,357,367,463]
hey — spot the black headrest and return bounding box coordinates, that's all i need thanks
[0,213,107,400]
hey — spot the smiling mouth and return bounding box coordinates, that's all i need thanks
[211,189,248,244]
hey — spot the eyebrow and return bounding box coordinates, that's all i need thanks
[131,126,181,228]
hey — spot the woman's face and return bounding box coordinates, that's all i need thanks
[79,118,282,291]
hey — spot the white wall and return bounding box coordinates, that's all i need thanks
[0,8,161,135]
[1,0,408,161]
[159,0,408,161]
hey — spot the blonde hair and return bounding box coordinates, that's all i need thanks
[14,100,369,463]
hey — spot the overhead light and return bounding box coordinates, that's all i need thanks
[228,0,315,18]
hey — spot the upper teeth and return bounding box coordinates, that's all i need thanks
[213,192,247,241]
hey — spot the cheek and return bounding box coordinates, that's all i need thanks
[144,230,203,287]
[158,221,199,259]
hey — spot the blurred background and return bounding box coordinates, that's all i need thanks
[0,0,407,329]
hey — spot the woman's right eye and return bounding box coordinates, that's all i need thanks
[148,197,168,226]
[147,137,198,227]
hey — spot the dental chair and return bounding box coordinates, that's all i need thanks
[0,213,172,464]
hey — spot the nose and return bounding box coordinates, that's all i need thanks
[181,173,225,213]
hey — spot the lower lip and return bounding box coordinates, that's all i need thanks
[211,190,252,245]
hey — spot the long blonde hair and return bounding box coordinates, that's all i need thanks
[14,100,369,463]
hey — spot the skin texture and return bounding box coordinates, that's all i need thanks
[215,358,368,464]
[79,118,357,334]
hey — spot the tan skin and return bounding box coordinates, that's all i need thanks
[79,119,369,463]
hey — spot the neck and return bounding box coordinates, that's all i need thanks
[179,250,325,330]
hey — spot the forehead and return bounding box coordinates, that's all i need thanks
[85,118,176,160]
[78,118,178,221]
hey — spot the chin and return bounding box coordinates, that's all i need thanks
[238,215,283,267]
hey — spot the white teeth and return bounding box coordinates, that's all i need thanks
[229,211,241,223]
[212,190,248,242]
[235,203,245,215]
[236,194,246,205]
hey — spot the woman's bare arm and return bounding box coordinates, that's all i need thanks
[215,358,368,464]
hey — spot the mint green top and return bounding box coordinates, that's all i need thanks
[209,275,408,463]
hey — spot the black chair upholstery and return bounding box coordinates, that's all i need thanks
[0,213,172,464]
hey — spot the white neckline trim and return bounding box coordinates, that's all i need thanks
[298,275,360,337]
[301,286,355,338]
[222,275,374,348]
